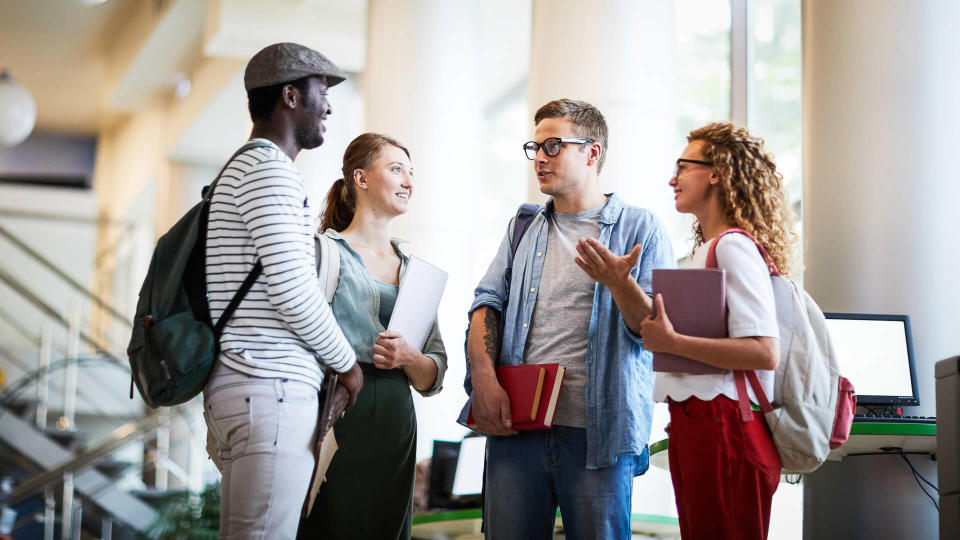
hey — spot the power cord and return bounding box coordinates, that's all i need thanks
[897,448,939,511]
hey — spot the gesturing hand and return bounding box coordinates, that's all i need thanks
[639,293,679,353]
[574,238,642,290]
[372,331,419,370]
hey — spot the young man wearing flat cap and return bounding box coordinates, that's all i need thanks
[202,42,363,539]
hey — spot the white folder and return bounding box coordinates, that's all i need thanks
[387,256,448,350]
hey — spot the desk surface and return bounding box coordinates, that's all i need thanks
[830,421,936,458]
[650,422,936,469]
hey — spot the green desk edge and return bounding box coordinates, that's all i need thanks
[650,438,669,455]
[850,422,936,436]
[648,422,936,455]
[412,509,679,526]
[412,509,482,524]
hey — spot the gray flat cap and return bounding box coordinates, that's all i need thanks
[244,42,346,91]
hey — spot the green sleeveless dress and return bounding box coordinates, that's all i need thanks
[297,247,416,540]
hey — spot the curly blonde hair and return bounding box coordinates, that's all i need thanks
[687,122,798,276]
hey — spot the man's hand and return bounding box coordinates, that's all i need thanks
[466,306,516,435]
[575,237,653,331]
[322,382,350,438]
[575,238,641,291]
[470,374,518,436]
[338,362,364,410]
[639,294,679,353]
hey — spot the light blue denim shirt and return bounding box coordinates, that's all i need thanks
[458,193,675,470]
[324,229,447,396]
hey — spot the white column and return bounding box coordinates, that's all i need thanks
[364,0,486,460]
[802,0,960,417]
[528,0,677,241]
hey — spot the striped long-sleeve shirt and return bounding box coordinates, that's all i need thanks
[205,138,356,389]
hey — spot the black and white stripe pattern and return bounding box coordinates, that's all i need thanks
[205,139,355,389]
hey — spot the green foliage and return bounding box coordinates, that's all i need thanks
[142,483,220,539]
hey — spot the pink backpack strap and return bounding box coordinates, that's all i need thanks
[705,227,780,276]
[734,370,775,421]
[708,228,778,421]
[733,371,755,422]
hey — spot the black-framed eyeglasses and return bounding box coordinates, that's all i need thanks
[523,137,595,160]
[674,158,714,178]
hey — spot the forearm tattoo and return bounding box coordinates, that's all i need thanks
[483,308,502,363]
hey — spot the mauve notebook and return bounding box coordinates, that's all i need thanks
[651,269,727,374]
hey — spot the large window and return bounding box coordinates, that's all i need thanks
[752,0,803,233]
[675,0,733,139]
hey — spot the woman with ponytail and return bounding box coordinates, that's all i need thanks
[297,133,447,540]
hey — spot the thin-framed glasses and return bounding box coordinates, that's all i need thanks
[674,158,714,178]
[523,137,595,160]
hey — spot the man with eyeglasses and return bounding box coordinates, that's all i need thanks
[459,99,674,539]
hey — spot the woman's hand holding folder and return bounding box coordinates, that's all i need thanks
[639,294,678,354]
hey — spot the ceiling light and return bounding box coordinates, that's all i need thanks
[173,72,192,99]
[0,70,37,148]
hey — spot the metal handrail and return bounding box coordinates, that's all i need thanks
[10,413,168,504]
[0,224,132,328]
[0,264,122,363]
[0,208,133,227]
[0,261,203,425]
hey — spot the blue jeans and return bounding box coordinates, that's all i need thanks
[484,426,640,540]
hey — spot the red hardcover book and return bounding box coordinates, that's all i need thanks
[468,363,566,430]
[651,269,727,374]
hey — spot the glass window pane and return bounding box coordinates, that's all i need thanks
[670,0,733,258]
[752,0,802,217]
[675,0,732,138]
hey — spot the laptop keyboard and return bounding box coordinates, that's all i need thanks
[853,415,936,424]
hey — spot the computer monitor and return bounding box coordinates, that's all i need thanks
[451,436,485,497]
[824,313,919,406]
[427,438,483,510]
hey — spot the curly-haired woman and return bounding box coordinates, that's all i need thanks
[639,122,797,540]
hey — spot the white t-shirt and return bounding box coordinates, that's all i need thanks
[653,233,779,404]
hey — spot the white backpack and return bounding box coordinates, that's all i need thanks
[707,229,856,474]
[315,231,340,303]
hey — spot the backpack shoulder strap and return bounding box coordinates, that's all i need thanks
[315,232,341,304]
[705,227,779,276]
[510,203,541,255]
[213,261,263,337]
[204,140,274,202]
[708,227,779,422]
[208,141,273,336]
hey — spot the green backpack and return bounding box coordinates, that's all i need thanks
[126,141,270,408]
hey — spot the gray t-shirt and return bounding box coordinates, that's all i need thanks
[522,203,603,428]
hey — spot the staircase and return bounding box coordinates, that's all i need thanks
[0,210,209,539]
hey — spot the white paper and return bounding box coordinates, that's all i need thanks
[304,428,338,517]
[387,255,448,350]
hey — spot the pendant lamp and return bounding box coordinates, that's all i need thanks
[0,70,37,148]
